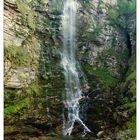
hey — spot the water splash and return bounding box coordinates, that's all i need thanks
[61,0,91,136]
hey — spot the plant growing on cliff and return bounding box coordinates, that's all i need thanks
[108,0,136,29]
[4,45,28,66]
[16,0,36,29]
[107,0,136,56]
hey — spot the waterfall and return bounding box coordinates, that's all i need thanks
[61,0,91,136]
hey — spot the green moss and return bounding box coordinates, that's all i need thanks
[100,48,129,76]
[4,45,29,66]
[127,51,136,75]
[123,102,136,112]
[126,70,136,97]
[4,89,19,106]
[81,25,102,44]
[83,63,119,87]
[126,53,136,96]
[126,71,135,81]
[108,9,119,20]
[26,82,44,97]
[130,83,136,96]
[107,0,136,30]
[4,98,29,118]
[16,0,36,29]
[4,81,46,120]
[126,115,136,137]
[122,50,136,138]
[107,48,129,62]
[95,70,117,83]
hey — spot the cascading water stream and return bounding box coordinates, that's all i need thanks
[61,0,91,136]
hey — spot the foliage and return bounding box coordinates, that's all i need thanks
[80,25,102,45]
[107,0,136,31]
[105,47,129,61]
[122,51,136,138]
[117,0,136,16]
[125,51,136,97]
[4,89,20,106]
[87,26,102,39]
[78,0,92,12]
[83,63,119,87]
[4,98,29,118]
[4,45,28,66]
[91,69,119,86]
[126,115,136,137]
[4,82,45,119]
[26,82,44,97]
[16,0,36,29]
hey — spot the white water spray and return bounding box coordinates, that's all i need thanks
[61,0,91,135]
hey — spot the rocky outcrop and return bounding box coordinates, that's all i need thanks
[4,1,64,139]
[4,0,40,89]
[77,0,129,80]
[74,0,136,138]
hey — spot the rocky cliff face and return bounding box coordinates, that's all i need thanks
[4,0,136,139]
[4,0,40,89]
[77,0,136,139]
[4,1,64,139]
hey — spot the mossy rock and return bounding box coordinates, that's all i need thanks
[82,62,119,90]
[126,115,136,138]
[4,97,29,118]
[4,45,29,66]
[4,80,45,120]
[16,0,36,29]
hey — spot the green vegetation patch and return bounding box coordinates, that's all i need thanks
[4,45,29,66]
[4,98,29,118]
[16,0,36,29]
[107,0,136,29]
[26,82,44,97]
[83,63,119,87]
[126,115,136,137]
[106,48,129,62]
[126,53,136,96]
[4,82,45,119]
